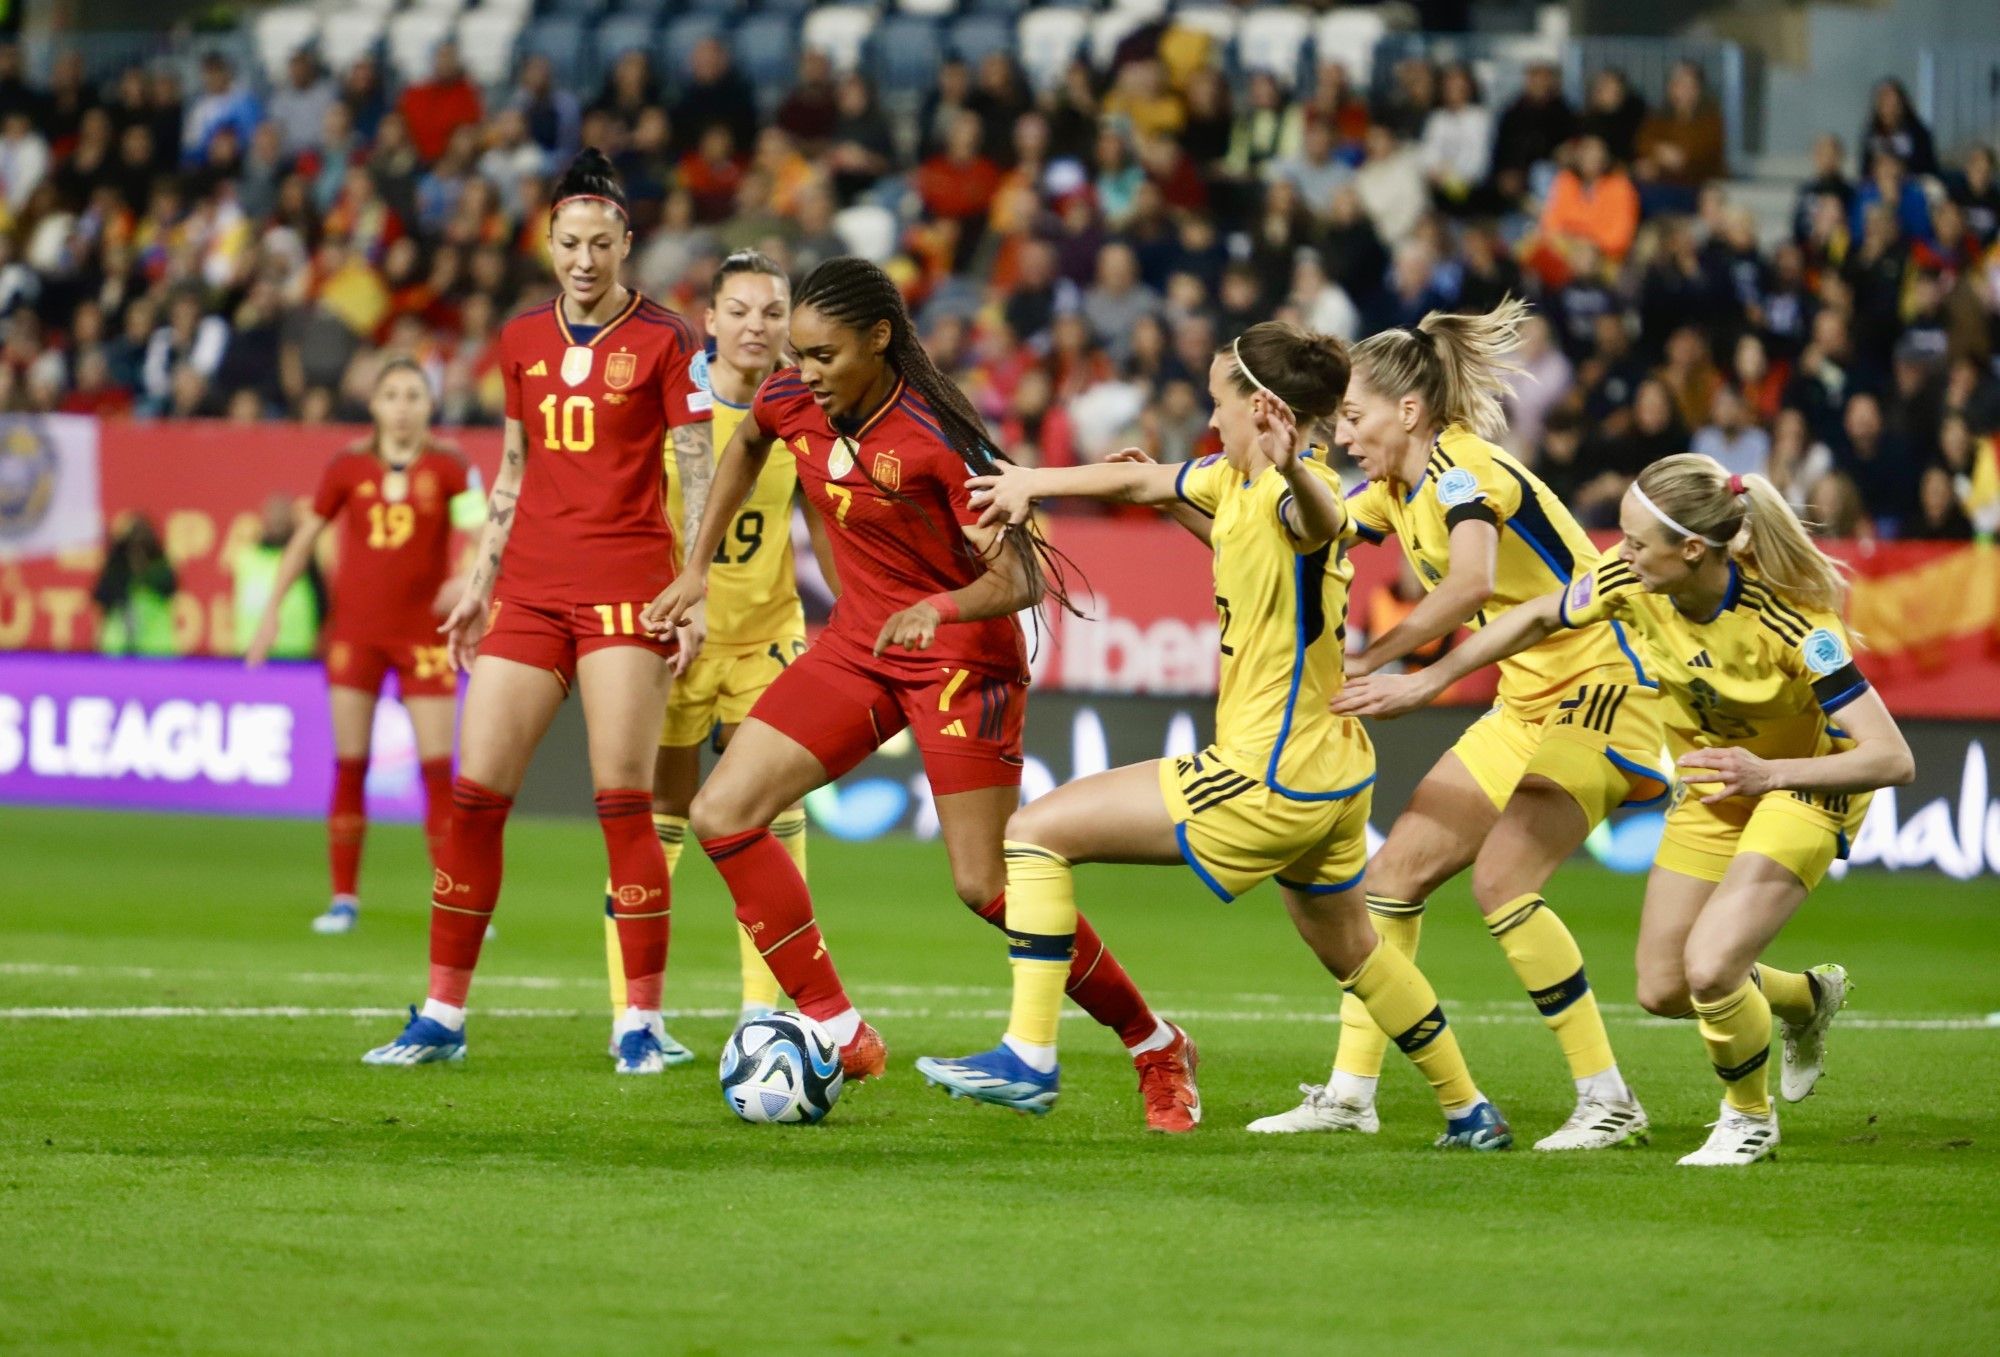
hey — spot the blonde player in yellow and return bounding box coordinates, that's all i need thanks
[1342,453,1913,1165]
[1249,301,1667,1151]
[916,322,1513,1149]
[601,251,835,1059]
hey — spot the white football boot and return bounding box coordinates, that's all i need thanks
[1534,1093,1650,1151]
[1246,1083,1380,1134]
[1678,1101,1780,1166]
[1780,963,1850,1103]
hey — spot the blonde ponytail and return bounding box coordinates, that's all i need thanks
[1349,297,1531,442]
[1634,454,1849,614]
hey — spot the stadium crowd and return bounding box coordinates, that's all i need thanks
[2,27,1998,542]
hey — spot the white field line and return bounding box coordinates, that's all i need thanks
[0,1004,1991,1031]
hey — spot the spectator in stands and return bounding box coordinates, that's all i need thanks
[590,49,660,137]
[1303,62,1370,152]
[339,55,388,144]
[1836,390,1919,530]
[1268,118,1351,217]
[478,109,547,220]
[398,41,483,165]
[0,109,49,217]
[1861,78,1937,179]
[1179,65,1234,170]
[777,49,839,149]
[826,73,894,203]
[1420,62,1491,212]
[1083,241,1162,365]
[1535,134,1640,278]
[919,59,975,161]
[181,53,260,170]
[1224,71,1301,181]
[268,50,336,161]
[1289,251,1360,341]
[916,110,1003,245]
[512,54,580,166]
[0,44,47,127]
[1489,61,1573,199]
[1634,60,1726,214]
[59,347,133,417]
[1505,313,1573,456]
[1353,124,1427,244]
[1374,56,1436,142]
[1785,308,1859,444]
[141,290,227,414]
[672,38,759,165]
[1102,57,1184,142]
[1765,406,1835,515]
[1691,382,1771,479]
[678,125,744,225]
[1852,147,1932,244]
[1792,133,1854,243]
[1578,67,1646,164]
[1948,144,1999,245]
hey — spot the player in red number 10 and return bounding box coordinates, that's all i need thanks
[361,149,716,1075]
[646,257,1200,1131]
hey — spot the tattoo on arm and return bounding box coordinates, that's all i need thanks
[672,423,714,548]
[468,429,527,595]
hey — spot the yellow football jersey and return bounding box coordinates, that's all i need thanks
[665,386,805,648]
[1559,555,1871,763]
[1174,450,1374,799]
[1347,424,1651,712]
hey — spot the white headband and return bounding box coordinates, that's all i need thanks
[1232,337,1281,404]
[1630,483,1729,547]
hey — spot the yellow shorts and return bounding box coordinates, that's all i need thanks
[1451,676,1669,824]
[1657,785,1872,890]
[660,636,808,748]
[1159,747,1374,902]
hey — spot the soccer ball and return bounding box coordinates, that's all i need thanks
[720,1012,845,1124]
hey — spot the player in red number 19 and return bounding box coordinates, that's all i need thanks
[361,149,715,1074]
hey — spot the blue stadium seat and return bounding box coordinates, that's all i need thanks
[661,14,728,82]
[545,0,611,18]
[685,0,749,15]
[873,16,945,97]
[949,14,1014,64]
[521,17,589,90]
[596,14,657,71]
[756,0,814,15]
[613,0,674,16]
[967,0,1034,13]
[733,15,799,95]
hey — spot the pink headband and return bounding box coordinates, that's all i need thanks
[550,193,626,220]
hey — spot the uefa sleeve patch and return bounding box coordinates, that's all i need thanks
[1801,628,1849,675]
[1435,466,1483,508]
[689,348,711,393]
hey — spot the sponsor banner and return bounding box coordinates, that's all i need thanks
[0,415,102,561]
[0,420,501,655]
[0,653,434,820]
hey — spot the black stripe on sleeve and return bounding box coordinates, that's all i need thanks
[1444,501,1500,530]
[1812,662,1869,713]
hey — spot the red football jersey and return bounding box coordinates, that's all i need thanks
[312,442,470,643]
[751,371,1026,678]
[499,291,710,606]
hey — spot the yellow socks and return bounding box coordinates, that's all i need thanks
[1487,894,1618,1084]
[1339,941,1479,1114]
[1002,841,1076,1061]
[654,813,688,876]
[1333,895,1424,1081]
[1693,980,1773,1116]
[738,810,807,1011]
[1751,963,1815,1026]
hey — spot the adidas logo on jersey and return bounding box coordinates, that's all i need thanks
[1689,650,1714,668]
[526,360,548,377]
[940,719,967,738]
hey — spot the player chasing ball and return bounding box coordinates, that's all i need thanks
[247,358,482,935]
[646,257,1202,1131]
[1249,302,1665,1150]
[918,322,1513,1150]
[361,148,717,1074]
[1339,453,1913,1165]
[597,250,838,1063]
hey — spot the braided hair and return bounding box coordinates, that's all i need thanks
[792,256,1078,617]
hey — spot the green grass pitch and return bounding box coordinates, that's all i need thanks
[2,806,1997,1355]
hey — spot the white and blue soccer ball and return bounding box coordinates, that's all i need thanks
[720,1012,845,1124]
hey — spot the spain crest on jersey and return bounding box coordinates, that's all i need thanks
[604,349,636,391]
[872,451,902,491]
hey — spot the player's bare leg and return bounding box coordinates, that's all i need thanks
[318,684,381,934]
[364,657,563,1066]
[1252,753,1491,1132]
[691,718,893,1074]
[575,645,683,1073]
[920,762,1198,1130]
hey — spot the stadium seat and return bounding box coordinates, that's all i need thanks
[520,16,588,89]
[949,14,1014,65]
[756,0,814,15]
[833,204,899,262]
[407,0,469,17]
[802,6,879,76]
[896,0,959,16]
[732,15,799,97]
[873,17,946,98]
[595,15,657,72]
[544,0,610,18]
[1313,9,1389,84]
[612,0,675,16]
[1172,6,1240,47]
[319,13,386,78]
[386,10,456,85]
[966,0,1028,14]
[1089,10,1149,69]
[1016,8,1088,91]
[456,9,526,88]
[1106,0,1170,18]
[684,0,750,15]
[252,6,320,84]
[1236,7,1312,89]
[478,0,537,15]
[660,15,727,82]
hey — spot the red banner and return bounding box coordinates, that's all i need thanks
[3,419,1995,718]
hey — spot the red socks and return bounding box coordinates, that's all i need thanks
[598,789,670,1010]
[419,757,454,870]
[426,777,510,1007]
[703,828,850,1022]
[329,758,368,897]
[972,892,1158,1048]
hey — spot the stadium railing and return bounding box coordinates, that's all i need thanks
[1916,45,2000,160]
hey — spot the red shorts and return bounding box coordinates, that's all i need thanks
[749,636,1026,795]
[478,596,675,687]
[325,637,457,699]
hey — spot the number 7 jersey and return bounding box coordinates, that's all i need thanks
[498,291,710,606]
